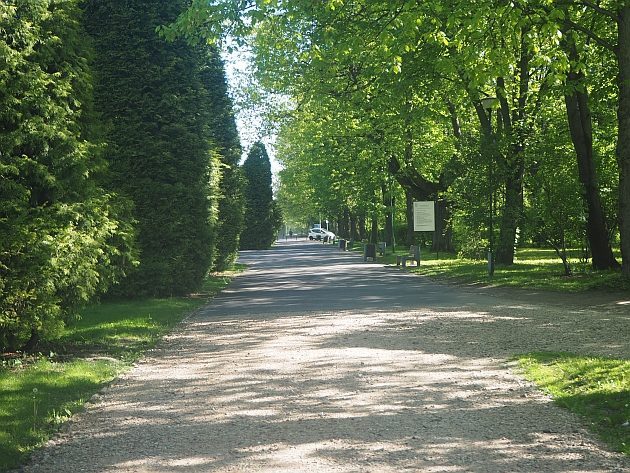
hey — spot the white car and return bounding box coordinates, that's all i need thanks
[308,228,335,241]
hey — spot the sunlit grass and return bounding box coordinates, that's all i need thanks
[384,246,629,292]
[515,352,630,455]
[0,271,236,471]
[0,358,122,469]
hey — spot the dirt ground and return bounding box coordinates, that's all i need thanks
[19,241,630,472]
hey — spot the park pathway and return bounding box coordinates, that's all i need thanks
[23,241,629,472]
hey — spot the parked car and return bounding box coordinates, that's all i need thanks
[308,228,335,241]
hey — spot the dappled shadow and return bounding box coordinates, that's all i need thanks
[23,242,630,472]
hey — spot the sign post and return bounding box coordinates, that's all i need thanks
[413,201,435,232]
[413,201,435,265]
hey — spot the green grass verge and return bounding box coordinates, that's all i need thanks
[383,247,630,292]
[515,352,629,455]
[0,271,236,471]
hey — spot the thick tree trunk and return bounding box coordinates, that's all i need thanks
[22,330,40,353]
[370,213,378,244]
[563,35,619,270]
[358,214,366,240]
[618,6,630,278]
[432,199,453,251]
[495,157,524,264]
[495,43,528,265]
[466,30,537,266]
[340,207,350,238]
[350,214,359,241]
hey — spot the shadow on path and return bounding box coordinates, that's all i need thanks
[23,241,629,472]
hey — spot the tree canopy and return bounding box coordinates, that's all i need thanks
[170,0,629,277]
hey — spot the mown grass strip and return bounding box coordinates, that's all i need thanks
[0,270,236,472]
[383,247,629,292]
[515,352,630,455]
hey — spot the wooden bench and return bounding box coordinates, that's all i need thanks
[396,245,421,267]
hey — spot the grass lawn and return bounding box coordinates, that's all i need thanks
[515,352,629,455]
[0,270,236,472]
[382,246,630,292]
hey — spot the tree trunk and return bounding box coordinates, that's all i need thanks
[495,158,524,264]
[340,207,350,238]
[432,199,453,251]
[350,214,359,241]
[405,190,414,246]
[495,39,529,265]
[563,34,619,270]
[22,330,40,353]
[382,185,395,249]
[358,214,366,240]
[618,6,630,277]
[370,212,378,244]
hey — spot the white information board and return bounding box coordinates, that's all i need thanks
[413,201,435,232]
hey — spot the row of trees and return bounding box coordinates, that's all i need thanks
[172,0,630,278]
[0,0,279,352]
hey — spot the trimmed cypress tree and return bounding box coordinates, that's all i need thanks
[84,0,218,296]
[200,48,245,271]
[0,0,135,351]
[240,142,281,249]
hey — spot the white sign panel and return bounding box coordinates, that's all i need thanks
[413,201,435,232]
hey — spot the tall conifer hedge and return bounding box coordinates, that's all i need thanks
[201,49,245,271]
[240,142,282,250]
[0,0,134,351]
[84,0,218,296]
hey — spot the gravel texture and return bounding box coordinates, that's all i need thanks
[20,241,630,472]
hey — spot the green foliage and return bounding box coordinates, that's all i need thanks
[169,0,627,276]
[0,0,135,351]
[240,142,280,249]
[396,247,629,292]
[201,49,245,271]
[83,0,221,296]
[516,352,630,455]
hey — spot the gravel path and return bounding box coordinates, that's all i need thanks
[21,241,630,472]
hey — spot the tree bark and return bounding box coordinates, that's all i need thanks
[350,214,359,241]
[562,33,619,270]
[405,190,414,246]
[494,34,529,265]
[22,330,40,353]
[340,207,350,238]
[618,6,630,277]
[382,185,395,249]
[432,199,453,251]
[358,214,366,240]
[370,212,378,244]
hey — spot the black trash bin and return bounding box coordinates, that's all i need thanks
[364,243,376,262]
[339,239,347,250]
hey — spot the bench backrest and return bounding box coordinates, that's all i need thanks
[409,245,420,259]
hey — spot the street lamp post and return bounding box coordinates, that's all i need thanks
[480,97,499,277]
